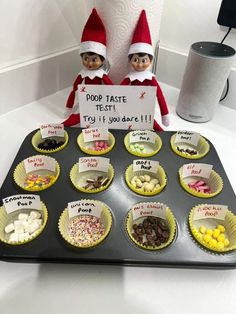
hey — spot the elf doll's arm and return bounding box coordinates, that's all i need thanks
[65,74,83,111]
[120,77,131,85]
[151,77,170,127]
[102,74,113,85]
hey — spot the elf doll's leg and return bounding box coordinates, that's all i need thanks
[63,114,80,127]
[153,119,163,131]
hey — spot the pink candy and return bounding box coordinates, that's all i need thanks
[188,180,211,193]
[89,140,109,151]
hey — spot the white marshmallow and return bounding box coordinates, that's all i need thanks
[9,233,19,242]
[4,223,15,234]
[18,232,30,241]
[30,211,41,219]
[18,213,29,221]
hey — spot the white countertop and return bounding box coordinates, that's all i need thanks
[0,84,236,314]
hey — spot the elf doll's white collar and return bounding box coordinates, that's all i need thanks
[79,68,106,79]
[125,70,155,82]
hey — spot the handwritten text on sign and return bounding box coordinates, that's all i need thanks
[175,131,200,146]
[79,157,110,173]
[129,130,156,144]
[82,127,108,142]
[24,155,56,173]
[3,194,41,214]
[182,163,213,179]
[193,204,228,221]
[132,202,167,221]
[133,160,159,174]
[40,124,64,138]
[78,85,156,130]
[68,200,103,219]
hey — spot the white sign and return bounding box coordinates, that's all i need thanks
[40,124,64,138]
[79,157,110,173]
[193,204,228,221]
[132,202,166,221]
[3,195,41,214]
[78,85,156,130]
[175,130,200,146]
[24,155,56,173]
[133,159,159,174]
[82,127,108,142]
[182,163,213,179]
[129,130,156,144]
[68,200,103,219]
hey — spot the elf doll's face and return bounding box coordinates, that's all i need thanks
[82,53,103,70]
[130,53,152,72]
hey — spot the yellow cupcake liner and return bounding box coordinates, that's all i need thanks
[179,166,223,198]
[125,164,167,196]
[32,130,69,154]
[170,133,210,159]
[0,202,48,245]
[13,156,60,192]
[126,202,176,250]
[70,163,114,194]
[124,131,162,157]
[189,204,236,253]
[58,200,113,248]
[77,132,115,155]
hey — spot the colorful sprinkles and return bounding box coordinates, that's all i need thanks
[24,174,56,189]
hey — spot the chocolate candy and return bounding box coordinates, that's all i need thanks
[131,216,170,247]
[38,138,65,150]
[83,176,109,190]
[177,146,198,156]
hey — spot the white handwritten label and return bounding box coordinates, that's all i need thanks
[68,200,103,219]
[79,157,110,173]
[3,194,41,214]
[40,124,64,138]
[82,127,108,142]
[193,204,228,221]
[175,131,200,146]
[182,163,213,179]
[133,159,159,174]
[132,202,166,221]
[78,85,156,130]
[24,155,56,173]
[129,130,156,144]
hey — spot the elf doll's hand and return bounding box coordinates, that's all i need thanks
[161,114,170,127]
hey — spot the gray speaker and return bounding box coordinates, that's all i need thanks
[176,41,235,122]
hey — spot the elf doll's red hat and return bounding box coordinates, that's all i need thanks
[128,10,154,57]
[80,8,107,58]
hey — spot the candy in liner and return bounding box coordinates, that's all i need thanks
[32,130,69,153]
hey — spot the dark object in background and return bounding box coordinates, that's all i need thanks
[217,0,236,28]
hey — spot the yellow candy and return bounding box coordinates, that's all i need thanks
[217,224,225,233]
[212,229,221,239]
[206,229,213,236]
[208,239,217,248]
[196,233,203,240]
[199,226,206,234]
[217,241,225,250]
[224,239,230,247]
[203,234,212,243]
[217,234,225,242]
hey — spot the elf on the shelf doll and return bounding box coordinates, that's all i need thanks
[121,10,169,131]
[63,8,113,127]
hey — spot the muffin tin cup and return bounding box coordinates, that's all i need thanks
[125,164,167,196]
[70,163,114,194]
[179,167,223,198]
[170,133,210,159]
[126,202,176,251]
[0,202,48,245]
[32,130,69,154]
[77,132,115,155]
[58,200,113,249]
[13,157,60,192]
[124,132,162,157]
[189,204,236,253]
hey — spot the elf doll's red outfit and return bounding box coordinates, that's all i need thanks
[63,9,113,127]
[120,10,169,131]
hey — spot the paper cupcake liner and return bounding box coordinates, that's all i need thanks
[124,132,162,157]
[126,202,176,250]
[77,132,115,155]
[189,204,236,253]
[170,133,210,159]
[125,164,167,196]
[13,157,60,192]
[179,167,223,198]
[32,130,69,154]
[0,202,48,245]
[70,163,114,194]
[58,200,113,248]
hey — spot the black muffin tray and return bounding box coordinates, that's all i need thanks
[0,128,236,269]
